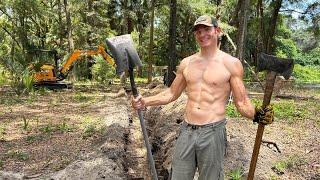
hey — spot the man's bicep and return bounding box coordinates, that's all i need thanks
[169,70,187,96]
[230,76,247,101]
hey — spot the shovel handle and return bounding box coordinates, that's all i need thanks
[247,71,277,180]
[128,68,139,97]
[128,68,158,180]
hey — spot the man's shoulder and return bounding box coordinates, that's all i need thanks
[219,51,243,75]
[180,53,198,67]
[220,51,239,63]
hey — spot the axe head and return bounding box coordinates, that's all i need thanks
[106,34,142,75]
[257,53,294,80]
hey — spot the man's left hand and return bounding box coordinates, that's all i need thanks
[253,105,274,125]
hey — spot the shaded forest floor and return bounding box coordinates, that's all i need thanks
[0,82,319,179]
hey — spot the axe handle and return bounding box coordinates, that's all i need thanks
[128,68,159,180]
[247,71,277,180]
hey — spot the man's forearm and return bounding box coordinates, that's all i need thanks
[145,90,176,107]
[236,101,255,120]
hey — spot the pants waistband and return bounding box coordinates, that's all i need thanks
[182,119,226,130]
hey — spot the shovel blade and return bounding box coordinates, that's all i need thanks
[106,34,142,75]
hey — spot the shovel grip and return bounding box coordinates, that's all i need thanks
[128,68,138,97]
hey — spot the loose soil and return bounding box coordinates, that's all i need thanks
[0,82,319,180]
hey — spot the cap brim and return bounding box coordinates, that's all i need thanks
[192,23,213,31]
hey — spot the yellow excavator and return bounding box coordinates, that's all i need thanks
[32,45,115,89]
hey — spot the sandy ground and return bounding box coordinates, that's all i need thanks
[0,83,319,180]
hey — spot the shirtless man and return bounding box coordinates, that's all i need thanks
[132,15,273,180]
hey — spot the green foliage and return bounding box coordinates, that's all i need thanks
[7,150,29,161]
[227,167,243,180]
[274,16,299,58]
[0,124,6,138]
[91,55,115,84]
[0,96,23,105]
[0,66,9,85]
[273,100,309,123]
[274,37,298,58]
[58,121,74,133]
[226,103,241,118]
[272,154,307,175]
[72,92,92,102]
[295,47,320,66]
[292,64,320,83]
[25,135,40,143]
[39,124,55,133]
[272,161,287,175]
[82,124,97,139]
[0,160,3,168]
[22,116,29,131]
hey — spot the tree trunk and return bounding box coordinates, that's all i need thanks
[63,0,74,52]
[167,0,177,86]
[235,0,250,60]
[57,0,64,47]
[265,0,283,53]
[147,0,155,83]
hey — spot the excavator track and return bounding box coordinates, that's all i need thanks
[33,82,72,90]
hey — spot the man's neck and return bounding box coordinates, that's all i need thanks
[199,45,219,59]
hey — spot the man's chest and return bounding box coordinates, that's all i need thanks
[183,61,231,86]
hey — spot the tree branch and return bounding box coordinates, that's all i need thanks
[1,27,22,49]
[0,8,17,25]
[280,9,308,14]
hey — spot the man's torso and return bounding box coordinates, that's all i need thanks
[183,51,233,125]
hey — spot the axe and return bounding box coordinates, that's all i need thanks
[106,34,159,180]
[247,53,294,180]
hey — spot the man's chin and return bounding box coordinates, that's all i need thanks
[199,43,211,48]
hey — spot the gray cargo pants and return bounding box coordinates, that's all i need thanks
[171,119,227,180]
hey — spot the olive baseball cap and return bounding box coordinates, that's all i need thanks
[193,15,218,31]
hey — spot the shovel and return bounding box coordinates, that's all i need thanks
[106,34,158,180]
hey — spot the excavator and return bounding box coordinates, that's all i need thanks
[32,45,116,89]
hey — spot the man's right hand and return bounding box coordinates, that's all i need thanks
[253,105,274,125]
[131,95,146,110]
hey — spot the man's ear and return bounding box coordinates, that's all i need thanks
[216,27,224,37]
[215,27,222,34]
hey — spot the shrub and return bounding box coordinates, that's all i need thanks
[91,56,115,84]
[292,64,320,83]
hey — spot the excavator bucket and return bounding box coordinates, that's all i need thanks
[106,34,142,75]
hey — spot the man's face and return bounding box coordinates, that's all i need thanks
[194,25,218,48]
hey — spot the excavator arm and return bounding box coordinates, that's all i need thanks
[58,45,115,80]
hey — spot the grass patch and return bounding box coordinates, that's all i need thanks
[57,121,74,133]
[226,103,241,118]
[25,134,43,143]
[273,100,310,123]
[272,154,307,175]
[0,160,3,169]
[39,124,55,133]
[82,124,97,139]
[0,124,6,137]
[227,167,243,180]
[0,96,23,105]
[269,174,280,180]
[72,92,93,102]
[7,150,29,161]
[22,116,30,131]
[293,65,320,84]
